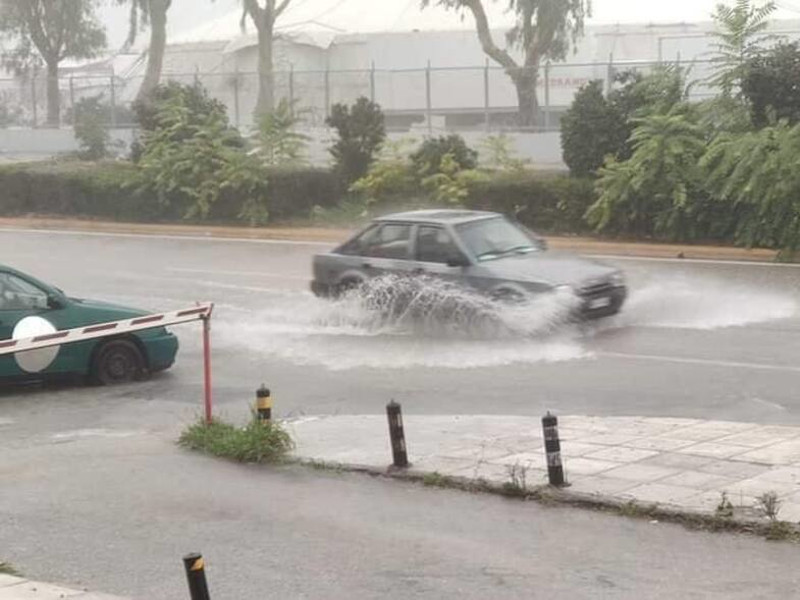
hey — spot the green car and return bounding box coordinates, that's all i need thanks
[0,264,179,384]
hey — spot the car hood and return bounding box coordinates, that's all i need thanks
[69,297,150,320]
[477,251,619,287]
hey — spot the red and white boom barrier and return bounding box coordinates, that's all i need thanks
[0,302,216,422]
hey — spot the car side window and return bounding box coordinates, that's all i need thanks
[360,224,412,259]
[416,226,460,264]
[0,273,48,311]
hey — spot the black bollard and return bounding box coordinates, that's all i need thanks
[182,553,211,600]
[256,385,272,424]
[386,400,409,468]
[542,412,565,487]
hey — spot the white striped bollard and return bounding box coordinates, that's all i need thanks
[542,412,565,486]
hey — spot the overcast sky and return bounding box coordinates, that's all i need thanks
[99,0,800,50]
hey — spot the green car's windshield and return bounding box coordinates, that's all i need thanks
[456,217,543,262]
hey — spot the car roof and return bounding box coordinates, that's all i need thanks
[373,209,500,225]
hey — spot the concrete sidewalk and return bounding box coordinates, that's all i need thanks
[288,415,800,522]
[0,575,126,599]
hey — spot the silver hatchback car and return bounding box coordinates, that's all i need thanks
[311,209,627,318]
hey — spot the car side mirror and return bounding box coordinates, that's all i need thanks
[446,255,470,268]
[47,294,63,310]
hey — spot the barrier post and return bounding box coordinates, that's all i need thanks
[386,400,409,468]
[256,385,272,423]
[182,553,211,600]
[542,412,565,486]
[202,315,213,424]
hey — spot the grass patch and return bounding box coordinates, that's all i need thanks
[0,562,20,576]
[179,417,294,464]
[422,471,456,488]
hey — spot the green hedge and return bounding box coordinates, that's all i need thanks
[0,161,343,223]
[464,171,596,234]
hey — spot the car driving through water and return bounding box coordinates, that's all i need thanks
[311,210,627,319]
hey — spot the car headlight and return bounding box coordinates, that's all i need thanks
[554,284,574,295]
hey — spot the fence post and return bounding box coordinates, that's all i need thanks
[543,61,551,131]
[606,53,614,95]
[425,60,432,135]
[542,412,565,487]
[483,58,490,132]
[69,76,75,118]
[370,61,376,103]
[324,67,330,120]
[109,70,117,129]
[256,385,272,424]
[386,400,409,468]
[288,64,295,116]
[182,553,211,600]
[233,67,241,128]
[30,74,38,128]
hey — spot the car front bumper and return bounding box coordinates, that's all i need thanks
[579,285,627,319]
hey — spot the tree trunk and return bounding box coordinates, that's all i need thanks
[137,0,169,101]
[45,59,60,127]
[255,20,275,116]
[511,68,539,129]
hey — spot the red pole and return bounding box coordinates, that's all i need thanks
[202,316,213,424]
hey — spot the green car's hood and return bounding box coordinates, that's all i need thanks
[475,251,620,287]
[67,297,149,322]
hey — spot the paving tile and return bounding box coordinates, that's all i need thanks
[566,475,640,496]
[732,440,800,465]
[621,437,696,452]
[661,422,758,442]
[696,459,770,479]
[577,433,644,446]
[0,576,24,589]
[600,464,678,482]
[676,442,752,459]
[639,453,714,471]
[659,470,738,492]
[441,445,515,461]
[719,475,800,498]
[625,483,700,504]
[716,428,800,449]
[491,451,544,466]
[583,447,659,463]
[755,465,800,485]
[561,457,620,476]
[0,581,84,599]
[560,442,609,458]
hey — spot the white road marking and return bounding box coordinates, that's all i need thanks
[0,227,334,247]
[167,267,310,281]
[751,397,788,411]
[591,254,800,268]
[2,227,797,268]
[51,429,142,441]
[599,351,800,373]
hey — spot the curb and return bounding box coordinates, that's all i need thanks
[293,458,800,542]
[0,574,128,599]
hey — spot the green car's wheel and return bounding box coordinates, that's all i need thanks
[92,339,145,385]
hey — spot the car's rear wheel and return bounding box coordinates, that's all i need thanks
[92,339,145,385]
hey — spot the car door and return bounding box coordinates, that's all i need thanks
[336,222,415,283]
[0,271,72,377]
[411,224,473,287]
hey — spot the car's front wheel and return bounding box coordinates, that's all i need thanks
[92,339,145,385]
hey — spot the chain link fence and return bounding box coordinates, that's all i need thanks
[0,56,719,133]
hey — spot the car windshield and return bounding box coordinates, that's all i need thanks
[456,217,542,262]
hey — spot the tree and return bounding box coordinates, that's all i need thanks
[588,107,708,240]
[422,0,589,127]
[248,98,309,166]
[326,97,386,185]
[118,0,172,101]
[0,0,106,126]
[410,134,478,176]
[708,0,776,97]
[238,0,294,116]
[742,42,800,127]
[560,80,625,177]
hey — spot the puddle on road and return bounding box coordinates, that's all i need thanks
[208,275,797,371]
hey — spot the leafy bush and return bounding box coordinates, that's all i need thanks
[349,138,420,204]
[249,98,309,166]
[179,416,294,464]
[479,133,529,172]
[134,83,268,223]
[463,171,596,234]
[560,80,627,177]
[411,134,478,176]
[326,96,386,185]
[421,153,488,205]
[743,42,800,128]
[72,96,111,160]
[589,108,708,240]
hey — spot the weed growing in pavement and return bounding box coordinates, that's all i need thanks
[178,416,294,464]
[0,562,20,576]
[755,491,782,522]
[715,492,735,518]
[502,462,530,497]
[422,471,456,488]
